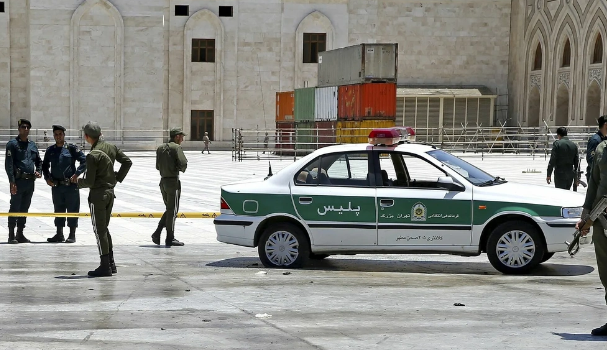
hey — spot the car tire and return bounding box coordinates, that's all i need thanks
[540,252,555,263]
[486,221,545,275]
[310,253,330,260]
[258,223,310,268]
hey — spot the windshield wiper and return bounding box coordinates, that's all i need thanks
[478,176,507,187]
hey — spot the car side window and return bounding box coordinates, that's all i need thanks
[294,157,322,185]
[402,154,447,186]
[325,153,370,185]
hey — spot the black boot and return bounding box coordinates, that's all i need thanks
[65,227,76,243]
[47,227,65,243]
[88,254,112,277]
[16,227,30,243]
[109,250,117,274]
[166,237,185,247]
[151,223,163,245]
[8,227,17,244]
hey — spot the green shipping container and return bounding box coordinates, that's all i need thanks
[295,121,315,150]
[294,87,316,122]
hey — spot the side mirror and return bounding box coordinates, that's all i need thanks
[438,176,464,191]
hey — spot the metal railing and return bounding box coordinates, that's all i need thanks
[231,125,598,161]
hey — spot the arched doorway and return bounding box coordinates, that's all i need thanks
[555,84,569,126]
[527,87,541,127]
[586,81,602,126]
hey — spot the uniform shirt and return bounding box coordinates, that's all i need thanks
[156,141,188,178]
[203,135,211,144]
[5,137,42,183]
[77,140,132,190]
[42,143,86,181]
[586,131,605,177]
[584,140,607,210]
[547,137,579,177]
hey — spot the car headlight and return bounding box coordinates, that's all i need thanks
[562,207,583,218]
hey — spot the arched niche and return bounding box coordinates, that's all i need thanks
[555,83,570,126]
[70,0,124,136]
[294,11,335,88]
[528,86,541,127]
[586,81,602,125]
[183,9,225,141]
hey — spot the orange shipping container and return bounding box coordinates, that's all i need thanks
[276,91,295,122]
[338,83,397,121]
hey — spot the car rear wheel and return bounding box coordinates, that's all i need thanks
[486,222,545,274]
[258,223,309,268]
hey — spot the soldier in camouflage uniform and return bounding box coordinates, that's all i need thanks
[74,122,132,277]
[152,128,188,247]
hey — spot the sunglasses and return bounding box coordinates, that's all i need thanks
[19,125,31,129]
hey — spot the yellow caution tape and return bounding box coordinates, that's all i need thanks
[0,212,220,219]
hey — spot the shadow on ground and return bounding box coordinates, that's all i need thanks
[552,332,607,341]
[206,257,594,276]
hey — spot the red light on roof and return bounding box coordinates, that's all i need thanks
[368,128,401,146]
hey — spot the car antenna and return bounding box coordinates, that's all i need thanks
[267,161,273,177]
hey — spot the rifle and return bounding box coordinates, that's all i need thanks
[567,195,607,256]
[573,155,587,191]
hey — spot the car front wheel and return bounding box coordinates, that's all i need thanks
[258,223,310,268]
[486,222,545,274]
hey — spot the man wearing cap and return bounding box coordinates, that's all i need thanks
[73,121,132,277]
[4,119,42,244]
[42,125,86,243]
[586,115,607,181]
[152,128,188,247]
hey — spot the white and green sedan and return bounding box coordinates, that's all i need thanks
[214,134,585,274]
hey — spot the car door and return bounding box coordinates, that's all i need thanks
[374,151,473,246]
[291,151,378,246]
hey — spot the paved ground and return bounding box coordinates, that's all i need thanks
[0,150,606,349]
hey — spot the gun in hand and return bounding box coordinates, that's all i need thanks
[568,196,607,256]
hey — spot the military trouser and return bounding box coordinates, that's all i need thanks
[8,179,35,228]
[159,178,181,242]
[88,188,115,256]
[554,171,574,190]
[52,184,80,228]
[593,220,607,305]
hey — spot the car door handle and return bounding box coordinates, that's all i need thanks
[380,199,394,207]
[299,197,313,205]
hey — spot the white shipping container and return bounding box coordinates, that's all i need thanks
[314,86,338,121]
[318,43,398,87]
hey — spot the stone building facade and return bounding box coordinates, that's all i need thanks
[0,0,565,145]
[509,0,607,127]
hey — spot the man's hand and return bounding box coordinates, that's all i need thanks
[70,174,78,183]
[46,179,54,187]
[546,176,551,184]
[34,171,41,178]
[576,219,590,236]
[10,182,17,195]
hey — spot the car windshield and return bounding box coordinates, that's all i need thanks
[427,150,501,186]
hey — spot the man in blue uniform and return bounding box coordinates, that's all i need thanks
[42,125,86,243]
[586,115,607,181]
[5,119,42,244]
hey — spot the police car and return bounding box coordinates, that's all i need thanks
[214,128,585,274]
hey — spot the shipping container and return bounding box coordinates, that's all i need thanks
[315,121,337,148]
[318,43,398,87]
[295,120,315,150]
[275,121,295,150]
[276,91,294,122]
[336,119,396,144]
[294,87,316,122]
[338,83,397,120]
[314,86,338,121]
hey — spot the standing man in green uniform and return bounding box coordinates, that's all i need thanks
[152,128,188,247]
[5,119,42,244]
[546,127,579,190]
[577,139,607,336]
[73,122,132,277]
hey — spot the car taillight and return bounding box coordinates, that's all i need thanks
[220,198,231,210]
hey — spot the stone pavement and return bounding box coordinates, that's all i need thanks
[0,151,605,349]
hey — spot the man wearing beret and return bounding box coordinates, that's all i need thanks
[152,128,188,247]
[73,121,132,277]
[42,125,87,243]
[4,119,42,244]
